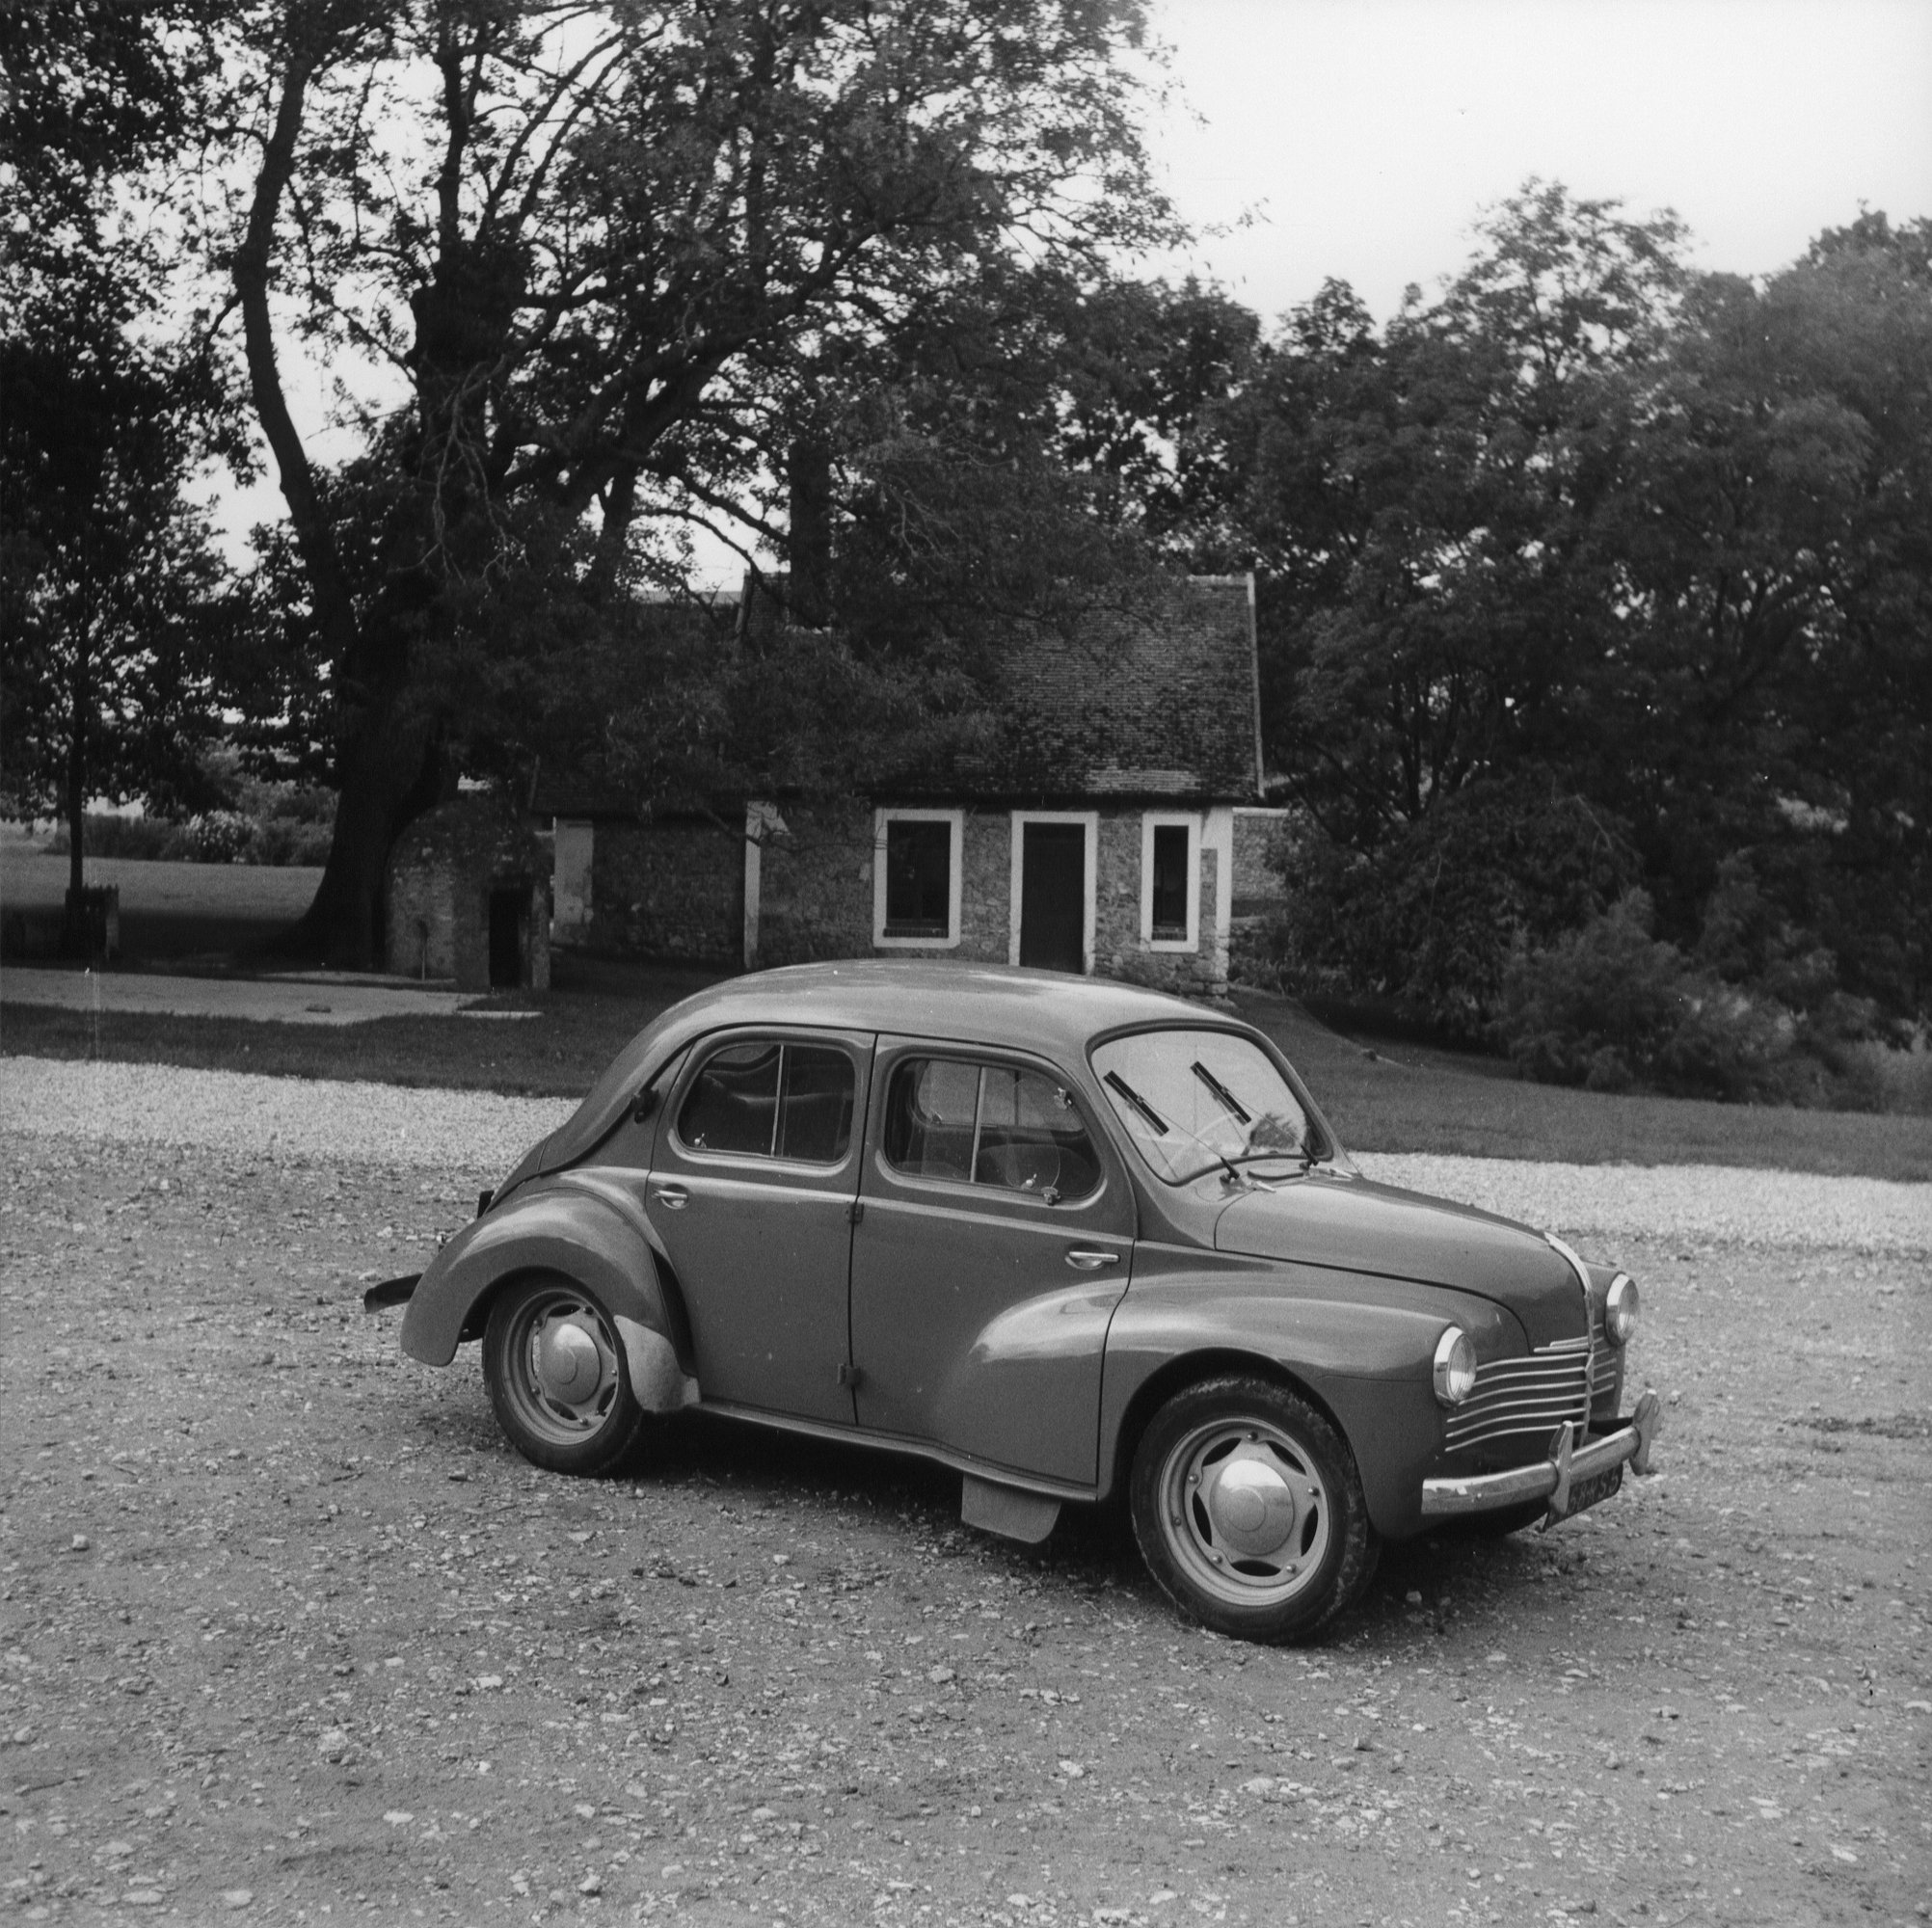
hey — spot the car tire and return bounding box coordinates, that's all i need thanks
[482,1274,647,1476]
[1130,1375,1373,1644]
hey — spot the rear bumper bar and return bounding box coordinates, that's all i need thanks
[1420,1389,1662,1520]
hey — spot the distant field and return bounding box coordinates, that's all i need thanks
[0,843,321,958]
[4,972,1927,1183]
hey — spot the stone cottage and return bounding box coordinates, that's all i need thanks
[385,791,550,991]
[543,573,1287,998]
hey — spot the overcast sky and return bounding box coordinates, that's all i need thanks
[1143,0,1932,325]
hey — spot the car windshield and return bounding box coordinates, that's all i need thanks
[1090,1029,1314,1184]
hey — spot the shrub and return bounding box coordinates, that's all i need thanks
[47,814,190,861]
[1496,891,1890,1106]
[1275,777,1637,1037]
[183,810,255,864]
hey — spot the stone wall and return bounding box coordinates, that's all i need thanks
[755,801,1228,996]
[754,800,873,966]
[590,818,744,968]
[385,795,550,991]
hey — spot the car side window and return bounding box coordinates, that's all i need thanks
[882,1058,1101,1202]
[678,1040,855,1164]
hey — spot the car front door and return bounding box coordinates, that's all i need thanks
[646,1027,872,1424]
[847,1038,1135,1486]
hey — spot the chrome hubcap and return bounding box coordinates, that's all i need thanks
[1161,1419,1330,1609]
[536,1319,604,1405]
[500,1287,621,1446]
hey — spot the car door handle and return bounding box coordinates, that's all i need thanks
[1064,1247,1121,1271]
[653,1185,689,1211]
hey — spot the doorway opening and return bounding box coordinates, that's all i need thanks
[488,887,526,988]
[1018,821,1087,972]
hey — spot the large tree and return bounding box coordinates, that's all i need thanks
[0,252,240,912]
[2,1,243,925]
[206,0,1170,966]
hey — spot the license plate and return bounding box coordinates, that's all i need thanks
[1552,1463,1624,1521]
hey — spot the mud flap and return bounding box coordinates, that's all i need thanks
[960,1474,1060,1545]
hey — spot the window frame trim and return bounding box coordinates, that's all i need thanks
[874,1048,1108,1210]
[872,807,965,950]
[1140,811,1201,952]
[668,1031,865,1172]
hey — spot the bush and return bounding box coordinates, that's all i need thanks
[1496,891,1888,1106]
[182,810,255,863]
[41,783,335,868]
[46,814,190,860]
[1274,777,1637,1037]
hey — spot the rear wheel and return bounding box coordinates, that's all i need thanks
[482,1275,646,1476]
[1130,1375,1373,1644]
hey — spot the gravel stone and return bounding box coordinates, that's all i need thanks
[6,1054,1926,1251]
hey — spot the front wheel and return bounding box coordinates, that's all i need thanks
[1129,1376,1373,1643]
[482,1274,646,1476]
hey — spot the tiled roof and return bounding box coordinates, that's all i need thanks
[533,572,1262,817]
[744,569,1262,804]
[958,575,1262,802]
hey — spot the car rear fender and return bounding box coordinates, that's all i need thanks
[398,1174,698,1412]
[1096,1253,1516,1538]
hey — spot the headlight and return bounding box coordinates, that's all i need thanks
[1604,1273,1639,1346]
[1433,1326,1477,1406]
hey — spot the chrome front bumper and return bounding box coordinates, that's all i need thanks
[1420,1389,1662,1521]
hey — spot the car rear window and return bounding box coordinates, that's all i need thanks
[1090,1028,1312,1184]
[881,1058,1101,1202]
[678,1040,855,1164]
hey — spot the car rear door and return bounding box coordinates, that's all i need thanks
[846,1037,1135,1486]
[646,1027,872,1424]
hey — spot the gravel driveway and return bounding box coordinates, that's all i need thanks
[5,1057,1929,1255]
[3,1062,1928,1926]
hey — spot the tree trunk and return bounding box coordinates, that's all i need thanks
[62,647,86,950]
[276,693,447,970]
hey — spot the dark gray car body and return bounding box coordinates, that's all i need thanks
[400,962,1646,1540]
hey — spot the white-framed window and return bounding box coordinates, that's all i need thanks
[1007,810,1099,973]
[873,808,964,949]
[1140,812,1201,951]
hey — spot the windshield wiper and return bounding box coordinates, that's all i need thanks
[1189,1060,1251,1126]
[1104,1070,1171,1136]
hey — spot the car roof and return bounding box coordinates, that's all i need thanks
[530,961,1256,1178]
[654,959,1239,1056]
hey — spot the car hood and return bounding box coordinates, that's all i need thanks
[1213,1173,1583,1350]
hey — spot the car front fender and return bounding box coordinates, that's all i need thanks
[398,1176,698,1413]
[1096,1247,1517,1536]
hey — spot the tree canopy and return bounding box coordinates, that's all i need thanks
[1187,186,1932,1084]
[193,0,1172,965]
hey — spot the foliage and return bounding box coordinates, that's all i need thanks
[184,0,1172,965]
[1190,185,1932,1091]
[1270,776,1636,1036]
[1495,892,1886,1107]
[0,240,244,904]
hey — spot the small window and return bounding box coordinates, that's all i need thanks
[882,1058,1101,1203]
[883,818,952,938]
[679,1040,855,1164]
[1150,824,1190,939]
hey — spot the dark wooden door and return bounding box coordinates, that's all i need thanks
[488,888,524,987]
[1019,822,1086,972]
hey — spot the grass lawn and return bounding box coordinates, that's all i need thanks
[5,969,1928,1182]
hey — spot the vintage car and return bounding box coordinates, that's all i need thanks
[378,962,1659,1642]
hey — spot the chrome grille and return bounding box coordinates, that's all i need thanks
[1444,1336,1592,1452]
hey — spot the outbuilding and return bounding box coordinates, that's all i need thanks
[543,573,1287,999]
[384,792,550,991]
